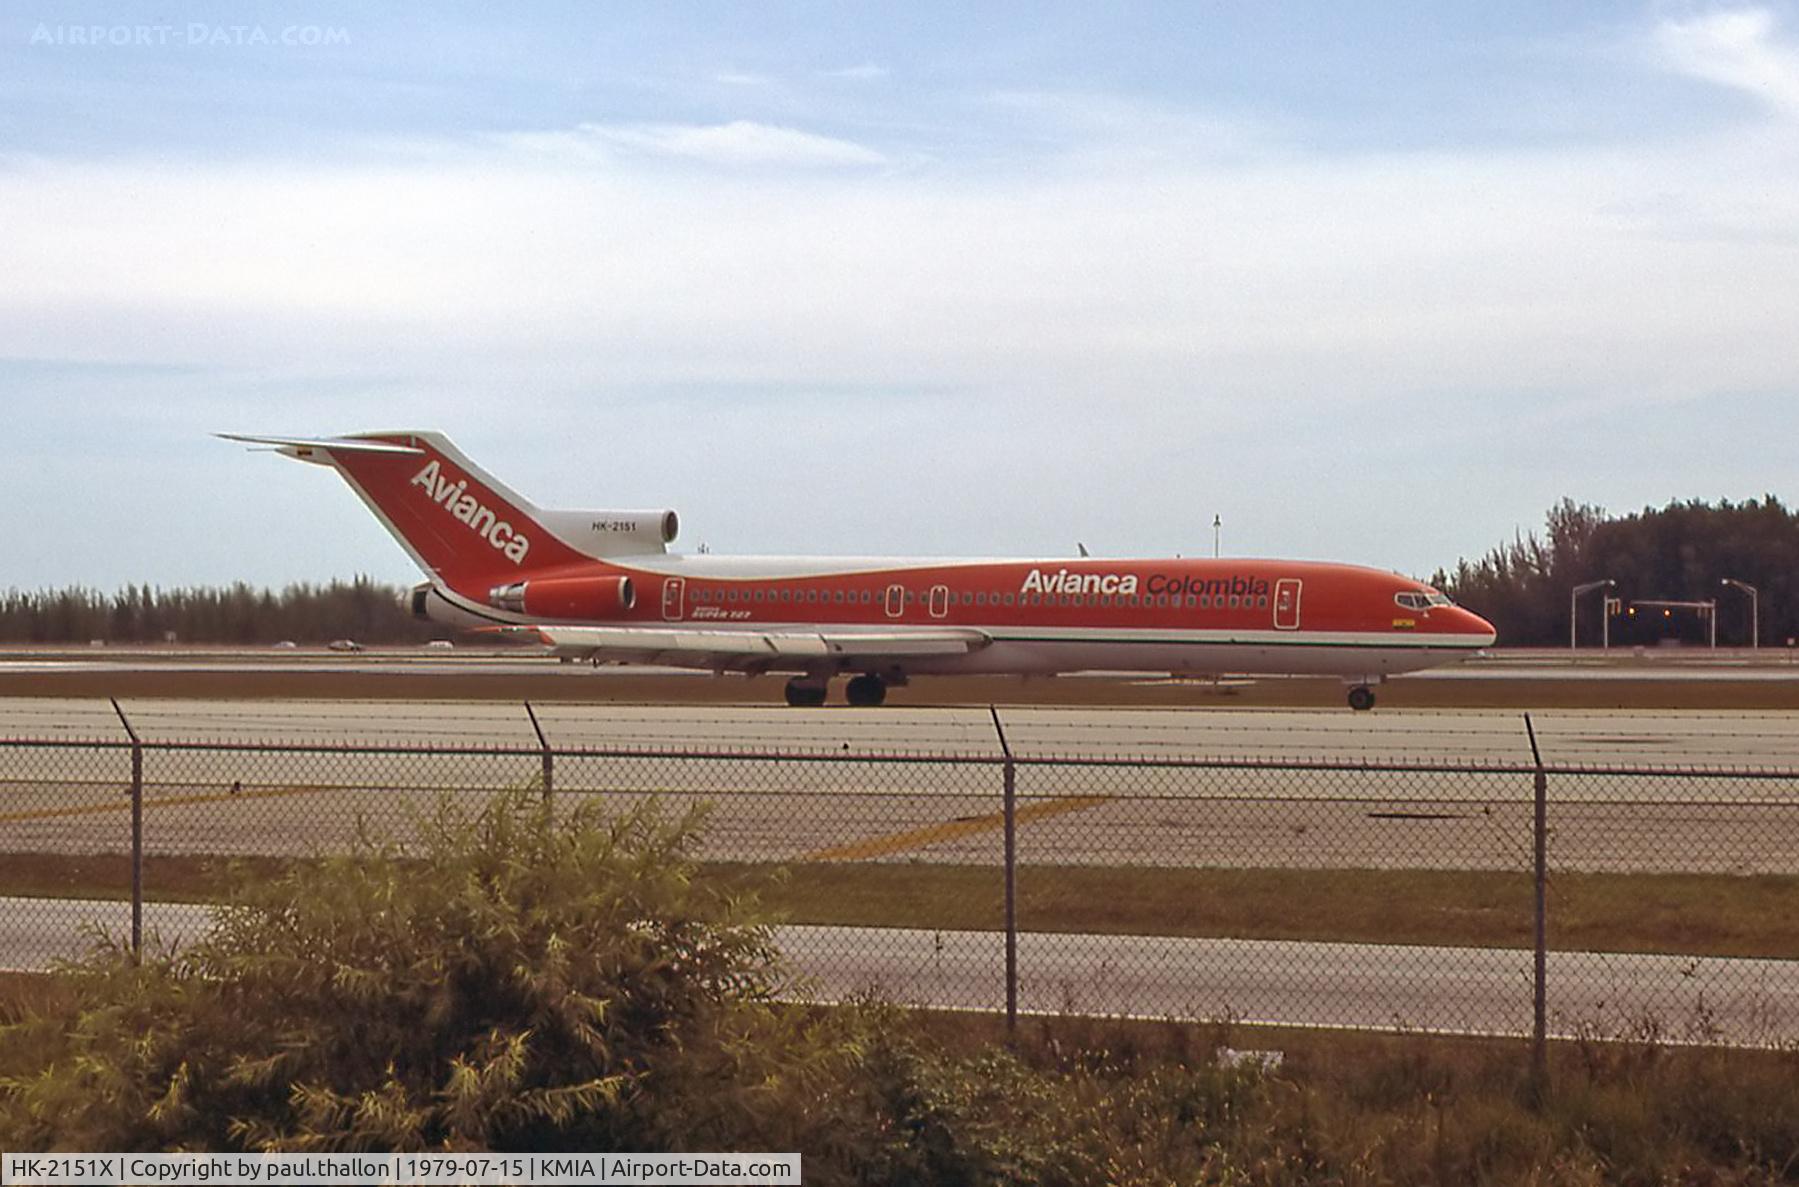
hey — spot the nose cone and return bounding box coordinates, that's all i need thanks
[1454,606,1497,647]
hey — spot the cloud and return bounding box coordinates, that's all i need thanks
[822,63,888,80]
[1653,7,1799,117]
[6,123,1796,407]
[985,89,1284,166]
[6,73,1799,581]
[497,119,886,167]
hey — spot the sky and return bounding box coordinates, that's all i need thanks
[2,2,1796,591]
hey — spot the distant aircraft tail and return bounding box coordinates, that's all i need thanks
[217,431,677,598]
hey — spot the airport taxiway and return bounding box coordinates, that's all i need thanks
[4,898,1792,1045]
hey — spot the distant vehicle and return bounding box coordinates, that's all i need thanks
[271,640,298,649]
[423,639,454,650]
[222,431,1497,710]
[326,639,363,653]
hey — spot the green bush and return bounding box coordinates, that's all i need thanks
[0,793,854,1152]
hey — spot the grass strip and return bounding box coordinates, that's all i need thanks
[8,854,1792,959]
[715,863,1799,959]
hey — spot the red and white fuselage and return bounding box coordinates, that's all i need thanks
[221,431,1497,707]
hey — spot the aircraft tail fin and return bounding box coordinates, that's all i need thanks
[218,431,678,595]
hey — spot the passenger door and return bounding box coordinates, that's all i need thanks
[1273,578,1301,630]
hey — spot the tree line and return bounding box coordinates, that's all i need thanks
[1437,496,1797,648]
[5,496,1792,650]
[0,578,435,645]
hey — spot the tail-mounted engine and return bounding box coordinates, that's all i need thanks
[490,574,637,620]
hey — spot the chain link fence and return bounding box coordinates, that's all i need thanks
[2,702,1796,1056]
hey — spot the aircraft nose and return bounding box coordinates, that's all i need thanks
[1457,606,1498,646]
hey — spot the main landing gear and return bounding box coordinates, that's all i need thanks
[1347,685,1377,712]
[784,677,829,708]
[782,674,890,707]
[845,674,888,708]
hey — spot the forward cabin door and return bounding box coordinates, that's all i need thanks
[1273,578,1301,630]
[661,577,686,622]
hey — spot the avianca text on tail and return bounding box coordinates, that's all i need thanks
[219,431,1496,709]
[410,459,532,564]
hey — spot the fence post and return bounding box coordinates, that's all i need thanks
[990,706,1018,1036]
[112,698,143,964]
[525,701,553,802]
[1524,713,1548,1098]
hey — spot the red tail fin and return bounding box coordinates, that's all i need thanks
[219,431,593,596]
[333,433,597,590]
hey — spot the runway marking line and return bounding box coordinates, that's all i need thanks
[0,784,326,824]
[804,795,1112,862]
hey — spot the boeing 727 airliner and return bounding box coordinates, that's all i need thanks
[220,431,1496,708]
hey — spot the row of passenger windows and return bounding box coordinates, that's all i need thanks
[688,587,1272,611]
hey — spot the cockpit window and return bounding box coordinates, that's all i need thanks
[1395,589,1455,611]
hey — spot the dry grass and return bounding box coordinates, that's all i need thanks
[6,854,1793,957]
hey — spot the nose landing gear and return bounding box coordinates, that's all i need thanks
[1347,685,1377,712]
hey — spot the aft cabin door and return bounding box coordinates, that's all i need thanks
[1273,578,1301,630]
[928,584,950,619]
[661,577,686,622]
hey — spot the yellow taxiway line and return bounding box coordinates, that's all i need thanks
[0,784,324,824]
[803,795,1111,862]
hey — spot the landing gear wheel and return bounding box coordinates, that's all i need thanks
[1347,685,1376,712]
[845,674,888,708]
[784,678,828,708]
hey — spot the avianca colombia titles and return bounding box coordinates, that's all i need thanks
[220,431,1497,709]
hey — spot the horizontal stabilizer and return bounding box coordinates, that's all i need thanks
[216,433,426,460]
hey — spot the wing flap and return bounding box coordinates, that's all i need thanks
[529,625,989,666]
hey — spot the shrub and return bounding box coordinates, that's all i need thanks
[0,792,848,1151]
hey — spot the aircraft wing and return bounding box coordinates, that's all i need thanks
[520,624,991,669]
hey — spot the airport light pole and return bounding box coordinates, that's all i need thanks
[1721,579,1759,649]
[1570,579,1615,650]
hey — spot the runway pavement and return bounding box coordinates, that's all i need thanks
[5,645,1799,709]
[1,702,1796,874]
[4,898,1792,1045]
[5,697,1799,766]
